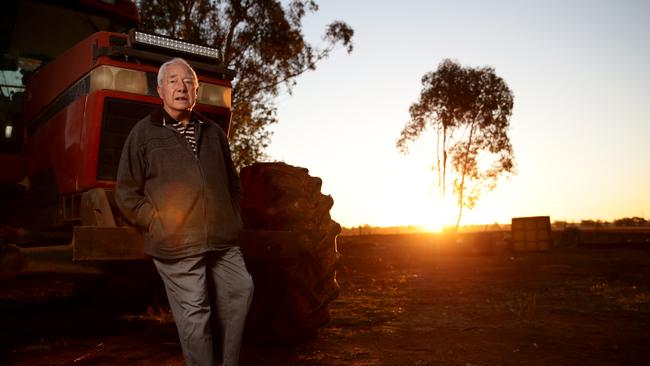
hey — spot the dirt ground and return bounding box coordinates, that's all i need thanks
[2,233,650,365]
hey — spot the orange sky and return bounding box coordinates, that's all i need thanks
[267,0,650,228]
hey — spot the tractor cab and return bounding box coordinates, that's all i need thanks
[1,0,138,181]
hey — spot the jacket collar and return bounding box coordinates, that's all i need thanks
[151,107,207,127]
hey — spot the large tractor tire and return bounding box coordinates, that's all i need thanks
[240,162,341,344]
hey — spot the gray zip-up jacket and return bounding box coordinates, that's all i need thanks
[115,107,243,259]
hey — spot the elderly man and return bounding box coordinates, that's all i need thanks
[115,57,253,366]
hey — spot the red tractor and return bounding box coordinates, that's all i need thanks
[0,0,340,343]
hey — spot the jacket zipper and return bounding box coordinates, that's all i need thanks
[195,124,209,243]
[167,121,209,244]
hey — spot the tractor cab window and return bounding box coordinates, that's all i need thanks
[0,57,32,153]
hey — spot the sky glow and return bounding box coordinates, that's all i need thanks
[268,0,650,228]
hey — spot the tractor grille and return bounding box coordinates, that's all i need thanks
[97,98,157,181]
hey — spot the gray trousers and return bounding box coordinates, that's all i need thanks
[153,246,253,366]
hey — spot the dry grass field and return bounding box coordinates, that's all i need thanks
[2,232,650,365]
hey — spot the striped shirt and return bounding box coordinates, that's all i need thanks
[163,114,203,156]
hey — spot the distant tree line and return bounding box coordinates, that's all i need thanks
[613,217,649,227]
[554,217,649,228]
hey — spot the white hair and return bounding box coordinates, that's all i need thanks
[157,57,198,86]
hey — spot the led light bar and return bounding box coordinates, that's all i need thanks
[131,30,219,60]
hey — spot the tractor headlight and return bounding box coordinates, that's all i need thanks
[89,65,148,95]
[197,83,231,109]
[4,123,12,139]
[89,65,232,108]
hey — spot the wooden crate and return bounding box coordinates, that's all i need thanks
[511,216,552,252]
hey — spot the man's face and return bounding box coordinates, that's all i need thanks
[157,62,198,115]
